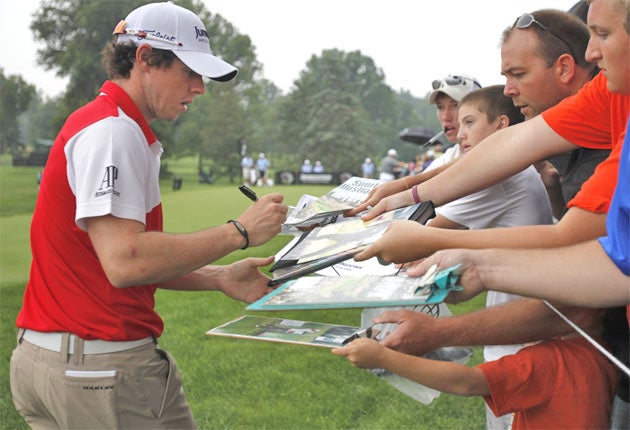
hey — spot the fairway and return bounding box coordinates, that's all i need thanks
[0,163,486,429]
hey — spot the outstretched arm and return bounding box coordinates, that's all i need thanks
[354,207,606,264]
[409,240,630,308]
[370,300,600,356]
[332,338,489,397]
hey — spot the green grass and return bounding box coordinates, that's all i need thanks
[0,159,486,429]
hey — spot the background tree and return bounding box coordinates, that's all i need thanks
[277,49,404,173]
[31,0,150,130]
[297,89,372,172]
[0,69,37,154]
[18,95,59,147]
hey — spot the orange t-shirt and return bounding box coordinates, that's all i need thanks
[542,71,629,213]
[480,337,618,429]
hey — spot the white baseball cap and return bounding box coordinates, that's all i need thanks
[114,1,238,82]
[387,149,397,157]
[428,74,482,104]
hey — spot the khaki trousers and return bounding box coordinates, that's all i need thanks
[10,331,196,429]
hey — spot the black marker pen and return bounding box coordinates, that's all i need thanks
[239,185,258,202]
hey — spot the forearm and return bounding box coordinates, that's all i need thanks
[379,349,489,397]
[386,224,571,263]
[479,242,630,307]
[432,299,600,348]
[388,160,457,194]
[122,225,245,286]
[89,216,247,288]
[418,208,606,256]
[158,264,227,291]
[409,159,456,186]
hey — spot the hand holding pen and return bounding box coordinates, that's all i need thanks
[232,185,287,247]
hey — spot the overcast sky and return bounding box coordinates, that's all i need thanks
[1,0,580,99]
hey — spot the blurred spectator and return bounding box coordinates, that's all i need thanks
[379,149,405,182]
[361,158,375,178]
[256,153,270,186]
[313,161,324,173]
[241,154,254,185]
[300,159,313,173]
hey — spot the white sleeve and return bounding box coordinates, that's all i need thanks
[435,186,506,230]
[66,116,161,230]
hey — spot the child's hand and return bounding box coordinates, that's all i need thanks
[332,338,385,369]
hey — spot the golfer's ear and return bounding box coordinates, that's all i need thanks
[136,45,152,70]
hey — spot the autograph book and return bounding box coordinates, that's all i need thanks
[250,264,462,311]
[269,201,435,286]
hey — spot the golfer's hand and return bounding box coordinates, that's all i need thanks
[219,256,276,303]
[237,193,287,246]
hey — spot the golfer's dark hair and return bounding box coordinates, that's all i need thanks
[102,41,177,79]
[459,85,524,127]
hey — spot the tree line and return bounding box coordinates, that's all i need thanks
[1,0,441,180]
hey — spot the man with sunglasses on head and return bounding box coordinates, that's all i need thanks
[353,3,629,428]
[9,2,288,428]
[508,10,610,220]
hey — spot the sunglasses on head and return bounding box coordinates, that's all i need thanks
[431,75,481,91]
[113,20,183,47]
[512,13,577,62]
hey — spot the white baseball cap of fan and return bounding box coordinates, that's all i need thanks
[113,1,238,82]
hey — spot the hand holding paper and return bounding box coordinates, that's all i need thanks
[406,250,484,304]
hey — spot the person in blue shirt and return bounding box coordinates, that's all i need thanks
[300,159,313,173]
[313,161,324,173]
[256,153,271,186]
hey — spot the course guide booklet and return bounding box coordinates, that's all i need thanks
[250,264,462,311]
[283,176,382,228]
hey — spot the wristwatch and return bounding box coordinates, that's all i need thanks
[227,219,249,250]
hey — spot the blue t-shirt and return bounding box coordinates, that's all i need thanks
[598,117,630,275]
